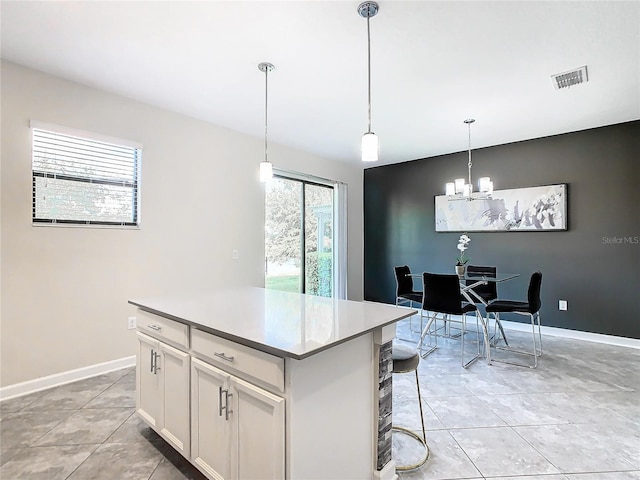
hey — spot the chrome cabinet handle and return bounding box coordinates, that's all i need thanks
[153,352,161,374]
[218,387,232,420]
[225,391,232,421]
[218,386,233,420]
[147,324,162,331]
[214,352,234,362]
[150,349,155,373]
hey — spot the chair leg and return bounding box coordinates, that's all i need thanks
[418,313,438,358]
[396,299,420,343]
[475,314,481,357]
[491,313,510,347]
[491,311,542,368]
[392,370,430,471]
[414,370,426,443]
[530,313,538,368]
[460,313,481,368]
[536,312,543,357]
[460,314,465,367]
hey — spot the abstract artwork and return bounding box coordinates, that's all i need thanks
[435,184,567,232]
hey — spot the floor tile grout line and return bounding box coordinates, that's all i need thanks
[62,443,102,480]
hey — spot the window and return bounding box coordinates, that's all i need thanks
[265,171,347,299]
[31,122,142,226]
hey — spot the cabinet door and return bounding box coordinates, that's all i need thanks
[136,332,161,427]
[159,342,190,458]
[191,358,231,480]
[231,376,285,480]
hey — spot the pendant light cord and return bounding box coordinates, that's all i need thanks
[366,14,372,134]
[264,69,269,163]
[467,121,472,187]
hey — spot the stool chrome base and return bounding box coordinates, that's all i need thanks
[392,426,429,471]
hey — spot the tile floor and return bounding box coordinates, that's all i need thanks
[0,318,638,480]
[393,317,640,480]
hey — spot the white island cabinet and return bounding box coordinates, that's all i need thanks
[136,312,190,458]
[130,287,415,480]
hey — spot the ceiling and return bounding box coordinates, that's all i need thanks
[2,1,639,168]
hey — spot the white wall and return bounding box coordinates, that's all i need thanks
[0,61,363,387]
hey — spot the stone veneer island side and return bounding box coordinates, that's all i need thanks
[130,287,415,480]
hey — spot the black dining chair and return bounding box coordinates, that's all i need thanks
[417,273,482,368]
[394,265,424,337]
[465,265,508,347]
[486,271,543,368]
[465,265,498,303]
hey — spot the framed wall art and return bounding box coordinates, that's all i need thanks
[435,183,567,232]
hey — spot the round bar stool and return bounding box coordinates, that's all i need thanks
[392,343,429,471]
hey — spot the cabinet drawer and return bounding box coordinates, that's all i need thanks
[137,310,189,350]
[191,328,284,393]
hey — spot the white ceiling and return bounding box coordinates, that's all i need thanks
[2,1,639,167]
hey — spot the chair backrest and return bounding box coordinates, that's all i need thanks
[465,265,497,302]
[527,271,543,313]
[422,272,465,315]
[394,265,414,296]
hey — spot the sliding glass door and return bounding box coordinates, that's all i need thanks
[265,175,334,297]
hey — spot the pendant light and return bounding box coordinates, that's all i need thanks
[445,119,493,199]
[358,1,379,162]
[258,62,275,182]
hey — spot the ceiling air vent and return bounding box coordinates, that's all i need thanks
[551,65,588,90]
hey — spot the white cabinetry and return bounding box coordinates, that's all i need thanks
[132,289,408,480]
[190,338,285,480]
[136,311,190,458]
[190,358,231,479]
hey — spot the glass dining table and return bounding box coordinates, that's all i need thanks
[408,271,520,363]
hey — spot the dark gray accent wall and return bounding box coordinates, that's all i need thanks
[364,121,640,339]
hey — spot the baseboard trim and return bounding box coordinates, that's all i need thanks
[498,319,640,350]
[0,355,136,402]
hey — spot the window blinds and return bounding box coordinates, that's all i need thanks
[32,126,141,226]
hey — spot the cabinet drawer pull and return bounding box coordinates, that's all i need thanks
[147,324,162,331]
[214,352,235,362]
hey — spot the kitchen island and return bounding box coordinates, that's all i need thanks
[130,287,416,480]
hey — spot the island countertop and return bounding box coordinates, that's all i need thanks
[129,287,415,360]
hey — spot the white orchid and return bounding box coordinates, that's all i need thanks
[456,234,471,265]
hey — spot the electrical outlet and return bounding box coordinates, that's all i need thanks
[127,316,137,329]
[232,249,239,260]
[558,300,568,311]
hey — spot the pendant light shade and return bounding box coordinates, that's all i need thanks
[358,1,379,163]
[361,132,379,162]
[258,62,275,183]
[259,160,273,183]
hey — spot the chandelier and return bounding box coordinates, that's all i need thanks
[445,119,493,200]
